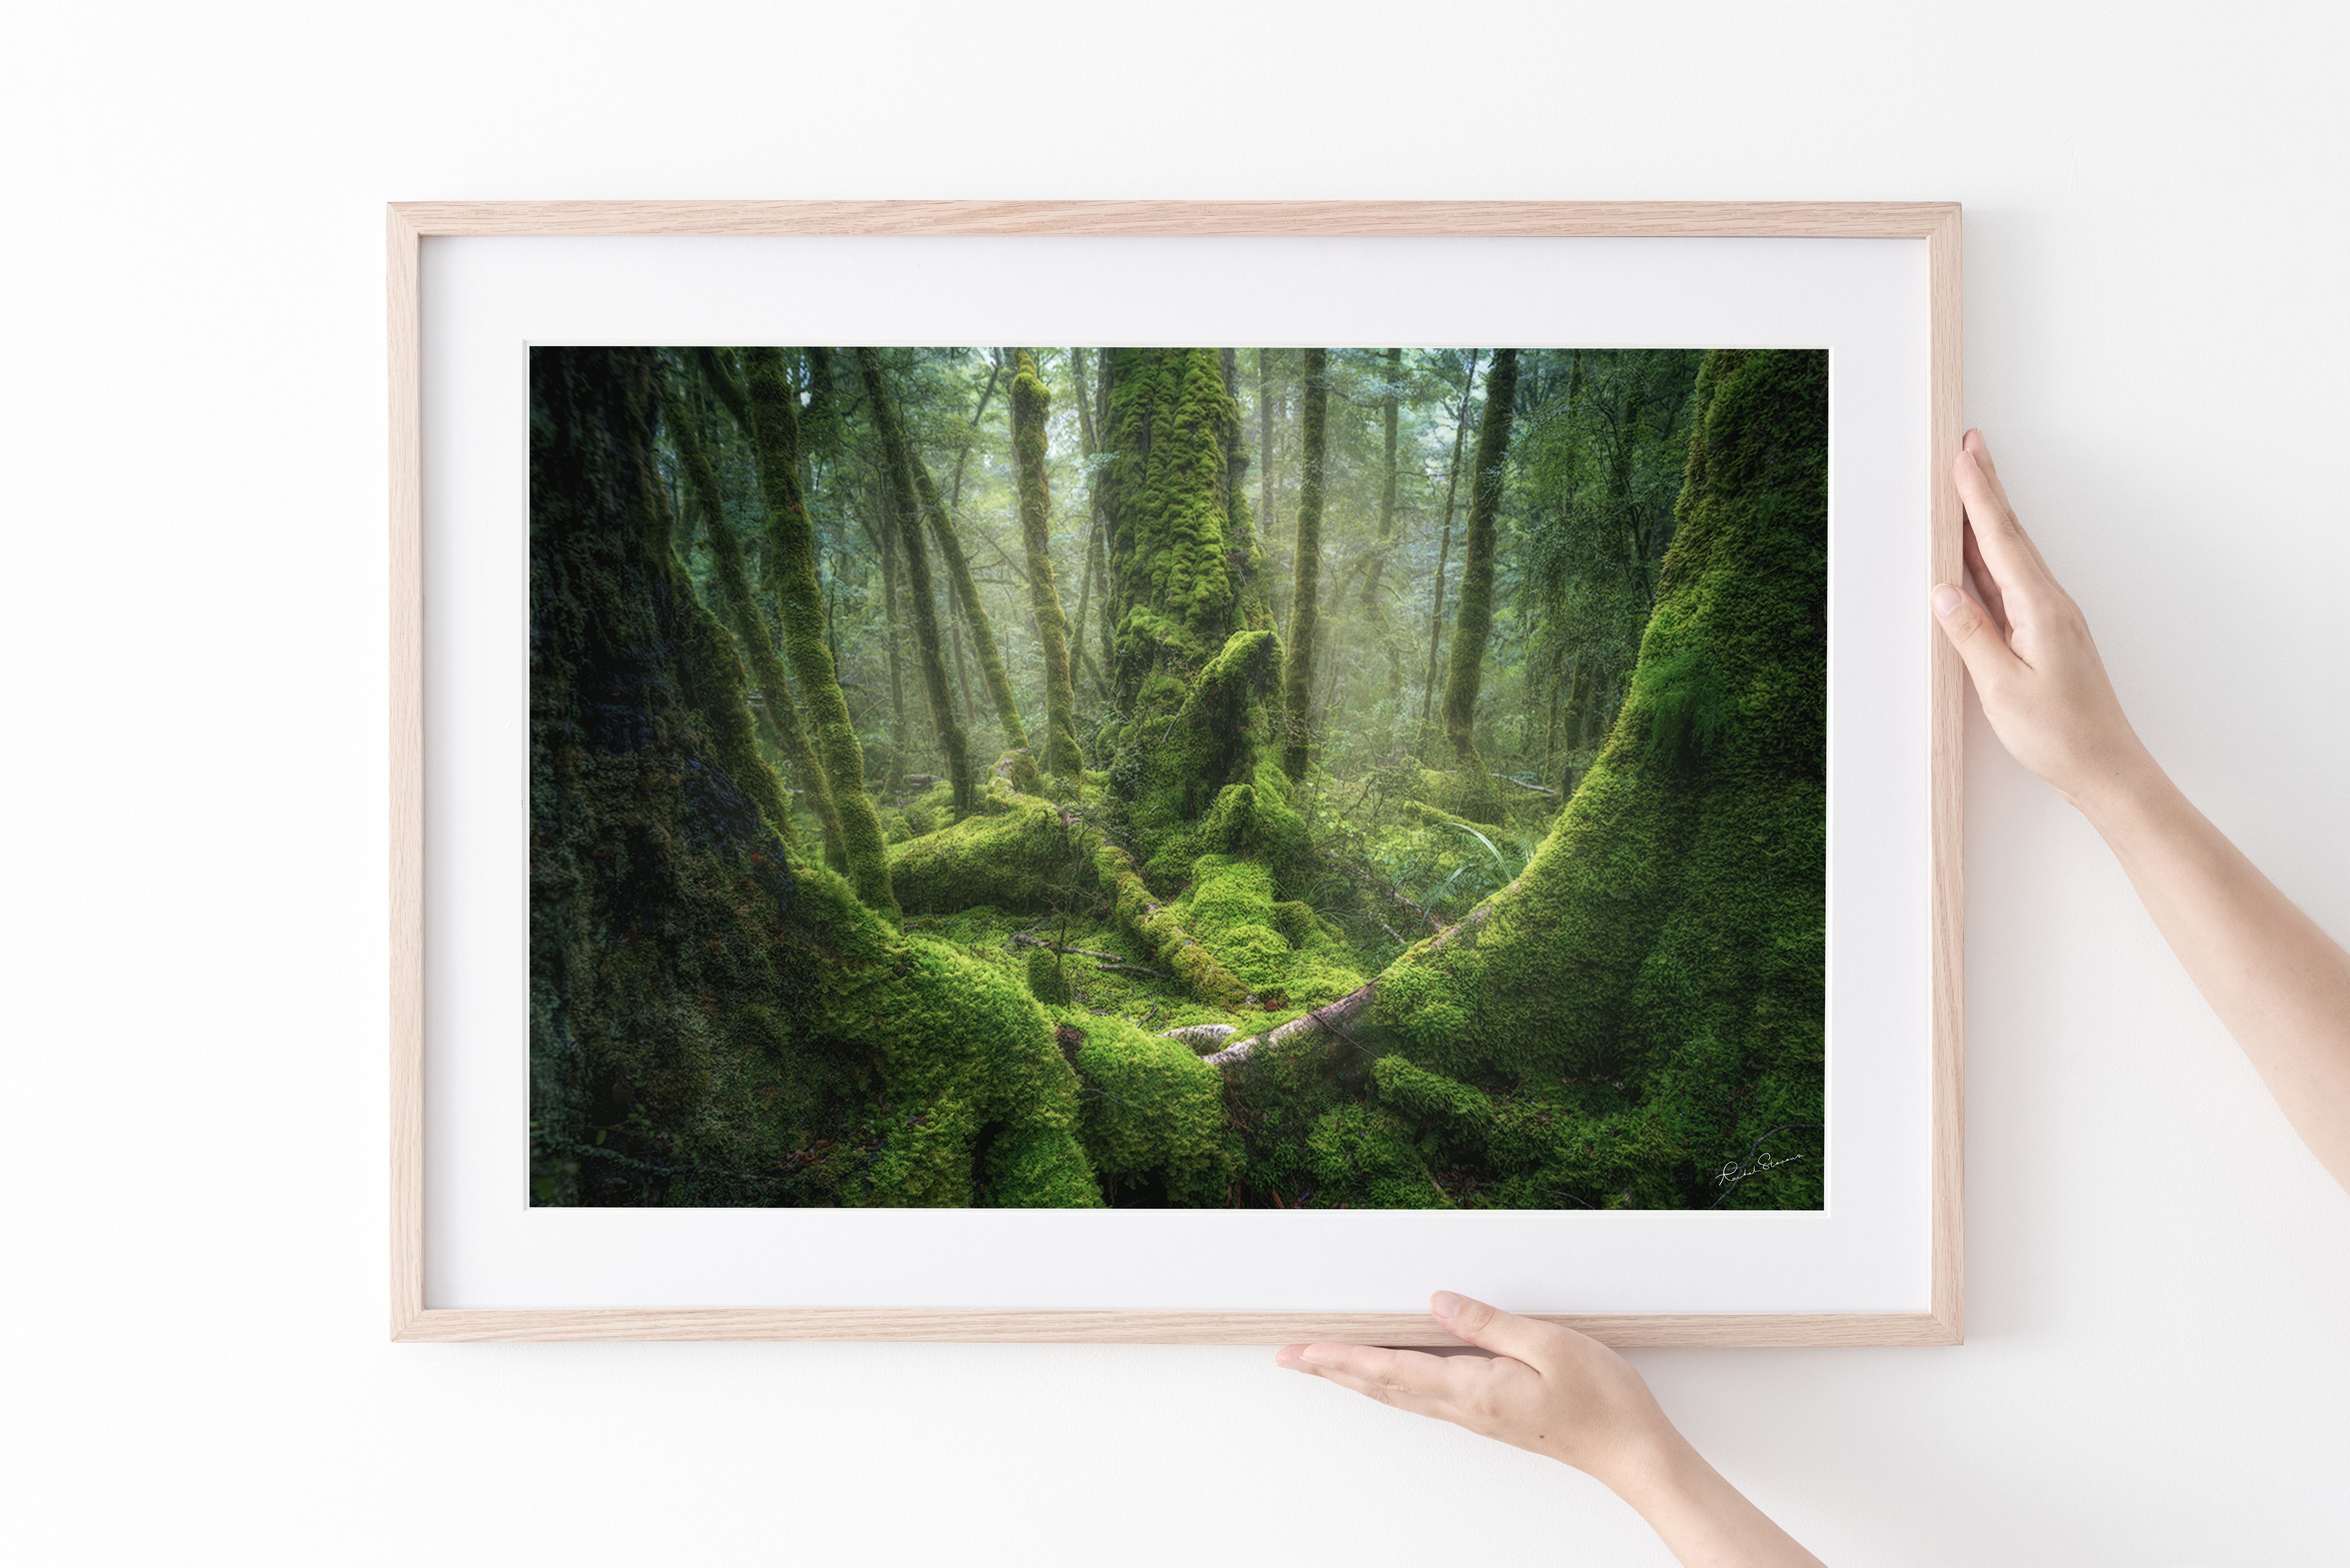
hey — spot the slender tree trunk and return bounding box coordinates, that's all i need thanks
[1419,349,1481,735]
[665,365,843,860]
[911,452,1027,756]
[1257,348,1275,554]
[740,347,896,911]
[949,357,1003,514]
[1093,359,1116,680]
[1439,348,1521,784]
[855,348,973,814]
[1067,348,1106,692]
[1280,348,1329,780]
[946,584,978,729]
[871,480,910,776]
[1363,346,1401,617]
[1009,350,1082,780]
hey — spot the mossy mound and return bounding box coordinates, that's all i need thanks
[1064,1014,1237,1205]
[1181,853,1362,1008]
[887,795,1085,914]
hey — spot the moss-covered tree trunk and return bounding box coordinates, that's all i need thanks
[1437,347,1518,819]
[661,368,843,862]
[1279,348,1328,781]
[1009,349,1082,780]
[1102,348,1246,701]
[741,348,897,912]
[856,348,974,814]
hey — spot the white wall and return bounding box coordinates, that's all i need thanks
[4,3,2346,1562]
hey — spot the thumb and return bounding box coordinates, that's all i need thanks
[1931,582,2022,691]
[1431,1290,1554,1365]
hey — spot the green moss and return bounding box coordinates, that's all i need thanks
[888,796,1083,914]
[1111,627,1288,879]
[1305,1105,1448,1209]
[1183,852,1363,1008]
[1102,348,1240,698]
[1068,1015,1237,1205]
[898,778,958,837]
[1093,842,1253,1008]
[783,864,1102,1209]
[1025,945,1072,1005]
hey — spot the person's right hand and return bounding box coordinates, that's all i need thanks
[1931,429,2154,812]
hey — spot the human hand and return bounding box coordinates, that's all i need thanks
[1277,1293,1825,1566]
[1932,429,2154,812]
[1277,1291,1678,1489]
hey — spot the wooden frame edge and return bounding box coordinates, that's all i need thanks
[390,205,425,1340]
[1924,207,1966,1342]
[389,198,1958,239]
[388,200,1964,1346]
[394,1308,1960,1347]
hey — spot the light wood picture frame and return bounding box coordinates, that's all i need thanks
[390,200,1964,1347]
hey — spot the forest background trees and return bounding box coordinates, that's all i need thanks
[529,343,1825,1211]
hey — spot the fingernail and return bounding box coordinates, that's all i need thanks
[1431,1291,1465,1319]
[1295,1345,1330,1365]
[1931,585,1962,618]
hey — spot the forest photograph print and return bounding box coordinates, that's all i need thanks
[529,344,1827,1214]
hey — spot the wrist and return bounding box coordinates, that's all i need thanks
[1583,1423,1706,1513]
[2062,737,2171,831]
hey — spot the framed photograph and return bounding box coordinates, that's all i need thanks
[391,202,1962,1345]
